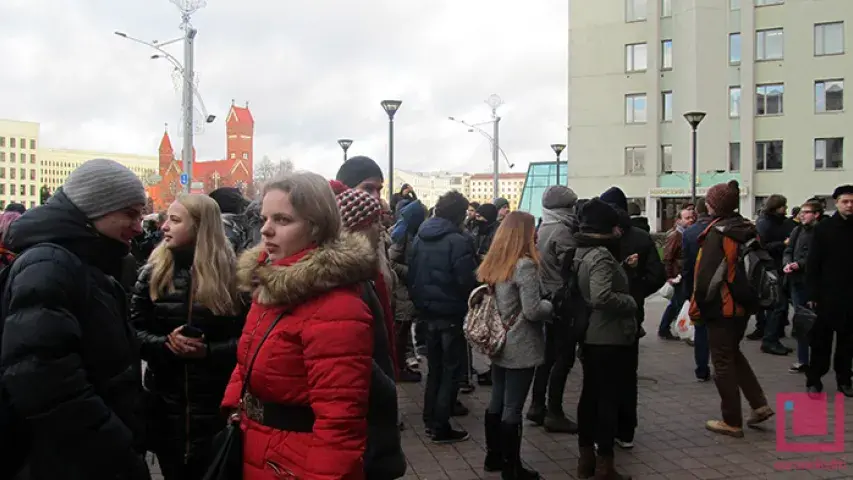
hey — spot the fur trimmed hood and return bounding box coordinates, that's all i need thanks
[237,231,378,306]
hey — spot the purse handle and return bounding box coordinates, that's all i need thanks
[240,311,287,401]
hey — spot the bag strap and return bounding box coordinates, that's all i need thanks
[240,311,287,400]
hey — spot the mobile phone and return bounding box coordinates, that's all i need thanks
[180,325,204,339]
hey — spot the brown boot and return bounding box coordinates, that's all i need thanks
[705,419,744,438]
[577,446,595,478]
[746,406,775,428]
[594,454,631,479]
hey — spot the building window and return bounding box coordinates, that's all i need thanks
[625,94,648,123]
[242,152,249,160]
[30,154,35,164]
[815,79,844,112]
[9,138,15,148]
[661,0,672,17]
[730,0,740,9]
[756,28,784,60]
[10,185,15,195]
[29,139,36,150]
[10,168,15,180]
[661,91,673,122]
[0,168,4,179]
[661,144,673,172]
[661,40,672,69]
[815,138,844,170]
[19,168,24,179]
[756,83,784,116]
[729,86,741,118]
[625,43,648,72]
[19,139,25,149]
[729,33,741,64]
[29,185,35,196]
[756,0,783,5]
[625,146,647,175]
[0,152,4,162]
[0,137,4,147]
[756,140,784,171]
[626,0,647,22]
[815,22,844,56]
[729,142,741,172]
[29,169,35,180]
[229,153,236,159]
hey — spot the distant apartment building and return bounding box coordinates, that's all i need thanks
[468,172,527,210]
[40,148,158,192]
[0,119,41,210]
[568,0,851,230]
[394,170,469,209]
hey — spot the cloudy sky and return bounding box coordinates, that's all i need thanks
[0,0,568,180]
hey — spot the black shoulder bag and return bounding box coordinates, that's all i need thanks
[203,310,287,480]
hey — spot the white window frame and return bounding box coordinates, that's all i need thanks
[661,91,673,122]
[729,142,741,172]
[661,40,672,70]
[730,0,740,10]
[661,0,672,18]
[625,146,647,175]
[661,144,673,172]
[815,22,844,56]
[756,28,784,61]
[626,0,648,22]
[625,43,648,72]
[815,79,844,113]
[729,33,741,64]
[755,0,783,6]
[729,86,741,118]
[755,140,784,171]
[756,83,784,116]
[625,94,648,124]
[814,137,844,170]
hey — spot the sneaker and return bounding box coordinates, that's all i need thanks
[745,329,764,341]
[659,332,680,341]
[452,401,470,417]
[398,368,422,383]
[746,405,775,428]
[807,385,823,399]
[543,413,578,434]
[406,357,420,370]
[705,420,744,438]
[789,363,808,374]
[458,382,475,394]
[761,344,789,356]
[614,438,634,449]
[431,428,469,444]
[696,373,712,382]
[525,406,547,426]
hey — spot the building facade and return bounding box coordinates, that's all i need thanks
[40,148,158,193]
[467,172,527,210]
[0,119,40,210]
[152,103,254,211]
[568,0,851,230]
[393,170,470,209]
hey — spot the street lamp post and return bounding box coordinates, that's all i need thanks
[683,111,707,206]
[337,139,353,163]
[486,94,503,200]
[550,144,566,186]
[381,100,402,203]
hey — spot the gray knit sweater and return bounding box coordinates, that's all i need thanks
[490,258,552,369]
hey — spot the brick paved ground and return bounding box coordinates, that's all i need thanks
[148,297,853,479]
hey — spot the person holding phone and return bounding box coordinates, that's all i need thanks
[131,194,245,480]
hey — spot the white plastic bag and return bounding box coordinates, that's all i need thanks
[659,282,675,300]
[670,300,694,341]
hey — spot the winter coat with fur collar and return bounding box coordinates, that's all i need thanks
[221,232,376,480]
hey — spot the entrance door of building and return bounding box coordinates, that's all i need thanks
[658,197,692,232]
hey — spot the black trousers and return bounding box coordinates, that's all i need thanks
[530,319,576,414]
[422,320,465,432]
[577,344,633,456]
[616,339,639,442]
[807,320,853,389]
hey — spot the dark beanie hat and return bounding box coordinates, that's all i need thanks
[476,204,498,224]
[493,197,510,211]
[336,156,384,189]
[832,184,853,199]
[578,198,620,235]
[4,202,26,214]
[600,186,628,212]
[208,187,248,215]
[705,182,740,216]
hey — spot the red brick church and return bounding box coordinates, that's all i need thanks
[150,101,254,211]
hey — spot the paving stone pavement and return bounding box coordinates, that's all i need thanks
[147,298,853,479]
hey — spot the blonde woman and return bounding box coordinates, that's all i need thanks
[130,193,246,480]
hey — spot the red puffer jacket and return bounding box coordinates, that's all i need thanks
[222,232,377,480]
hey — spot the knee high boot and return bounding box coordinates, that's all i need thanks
[500,422,539,480]
[484,411,503,472]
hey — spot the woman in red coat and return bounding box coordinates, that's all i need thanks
[221,172,376,479]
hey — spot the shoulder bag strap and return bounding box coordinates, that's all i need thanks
[240,310,287,400]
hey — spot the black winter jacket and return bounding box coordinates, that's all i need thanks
[782,223,815,286]
[130,250,244,465]
[806,212,853,332]
[614,214,666,329]
[756,212,793,269]
[0,189,150,480]
[407,217,479,318]
[471,220,498,260]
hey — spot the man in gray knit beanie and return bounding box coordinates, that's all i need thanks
[63,158,147,220]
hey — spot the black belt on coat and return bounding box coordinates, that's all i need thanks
[243,392,315,433]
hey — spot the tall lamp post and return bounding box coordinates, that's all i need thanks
[380,100,402,203]
[337,139,353,162]
[683,111,706,206]
[550,144,566,186]
[485,94,503,200]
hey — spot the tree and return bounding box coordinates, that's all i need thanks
[253,156,295,197]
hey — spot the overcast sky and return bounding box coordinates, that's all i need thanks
[0,0,568,180]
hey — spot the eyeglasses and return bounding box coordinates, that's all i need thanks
[800,210,816,215]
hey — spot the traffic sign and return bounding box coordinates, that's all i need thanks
[180,173,189,185]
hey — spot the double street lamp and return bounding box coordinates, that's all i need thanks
[683,111,707,206]
[381,100,402,203]
[550,144,566,186]
[337,139,353,162]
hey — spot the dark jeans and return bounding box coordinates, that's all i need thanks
[658,283,685,337]
[807,320,853,389]
[422,319,465,432]
[761,285,789,348]
[708,316,768,427]
[694,323,710,379]
[578,344,633,456]
[789,283,810,365]
[394,319,414,370]
[530,319,576,414]
[488,365,535,424]
[616,339,639,442]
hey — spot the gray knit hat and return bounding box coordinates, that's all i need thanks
[541,185,578,210]
[63,159,147,219]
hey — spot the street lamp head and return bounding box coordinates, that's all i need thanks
[485,94,503,110]
[683,111,707,129]
[114,31,127,37]
[448,116,455,121]
[381,100,403,119]
[337,138,354,151]
[205,114,216,123]
[551,144,566,156]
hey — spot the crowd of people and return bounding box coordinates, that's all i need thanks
[0,154,851,480]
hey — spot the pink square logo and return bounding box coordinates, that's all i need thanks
[776,393,844,453]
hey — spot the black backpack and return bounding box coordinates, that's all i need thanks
[552,248,594,341]
[727,237,781,313]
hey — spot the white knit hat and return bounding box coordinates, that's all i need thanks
[63,159,147,219]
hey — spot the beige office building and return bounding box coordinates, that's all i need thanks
[0,119,41,210]
[468,173,527,211]
[394,170,470,209]
[568,0,850,230]
[40,148,158,192]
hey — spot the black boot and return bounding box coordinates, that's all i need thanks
[500,422,540,480]
[484,411,503,472]
[525,405,546,426]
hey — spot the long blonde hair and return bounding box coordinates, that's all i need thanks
[148,194,240,316]
[477,211,540,284]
